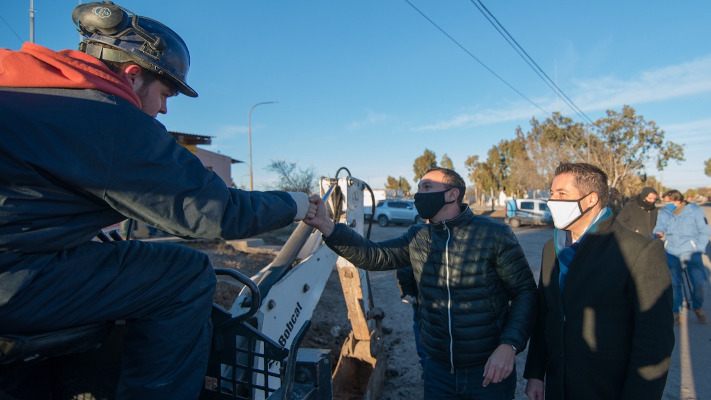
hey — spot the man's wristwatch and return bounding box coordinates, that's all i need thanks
[510,344,518,352]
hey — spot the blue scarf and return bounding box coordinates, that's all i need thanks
[555,207,612,293]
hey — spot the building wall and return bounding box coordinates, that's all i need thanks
[196,148,234,186]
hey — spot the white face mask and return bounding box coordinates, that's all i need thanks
[547,194,593,229]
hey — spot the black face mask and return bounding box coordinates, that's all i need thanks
[414,189,455,220]
[640,199,656,211]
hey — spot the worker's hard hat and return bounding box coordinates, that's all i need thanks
[73,1,197,97]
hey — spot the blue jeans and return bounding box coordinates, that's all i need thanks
[424,358,516,400]
[666,252,707,312]
[0,240,216,400]
[411,304,427,368]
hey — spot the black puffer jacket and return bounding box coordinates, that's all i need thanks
[325,206,537,369]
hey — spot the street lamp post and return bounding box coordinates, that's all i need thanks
[248,101,277,191]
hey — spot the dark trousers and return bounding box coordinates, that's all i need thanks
[411,304,426,368]
[424,358,516,400]
[0,240,216,400]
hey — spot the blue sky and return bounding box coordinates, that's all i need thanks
[3,1,710,193]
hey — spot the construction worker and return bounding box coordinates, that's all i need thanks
[0,2,310,399]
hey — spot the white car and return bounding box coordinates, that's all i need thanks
[373,199,421,227]
[504,198,553,228]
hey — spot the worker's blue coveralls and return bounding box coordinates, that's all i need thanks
[0,86,299,399]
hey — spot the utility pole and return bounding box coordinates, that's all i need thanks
[586,125,590,163]
[29,0,35,43]
[78,1,84,42]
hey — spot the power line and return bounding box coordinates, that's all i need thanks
[470,0,594,125]
[402,0,550,117]
[0,13,26,46]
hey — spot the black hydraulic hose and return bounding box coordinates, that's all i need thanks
[363,182,375,240]
[335,169,376,311]
[334,167,351,180]
[334,166,375,239]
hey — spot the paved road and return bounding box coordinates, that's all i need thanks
[367,204,711,400]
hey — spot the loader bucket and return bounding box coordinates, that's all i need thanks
[331,260,387,400]
[332,332,386,400]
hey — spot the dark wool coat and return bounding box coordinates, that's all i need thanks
[325,206,537,369]
[616,199,658,237]
[523,216,674,400]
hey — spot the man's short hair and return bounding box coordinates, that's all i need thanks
[554,162,609,207]
[425,167,466,204]
[662,189,684,203]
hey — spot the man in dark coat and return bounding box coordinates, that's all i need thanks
[617,187,659,237]
[305,168,537,399]
[524,163,674,400]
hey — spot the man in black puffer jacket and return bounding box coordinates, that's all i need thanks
[305,168,537,399]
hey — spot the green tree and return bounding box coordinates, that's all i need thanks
[497,136,532,196]
[386,176,411,193]
[485,144,507,192]
[705,158,711,177]
[591,105,684,189]
[265,159,317,193]
[413,149,437,182]
[521,113,587,188]
[468,138,529,196]
[385,176,399,190]
[398,177,411,193]
[464,106,682,199]
[440,154,454,171]
[464,155,497,196]
[464,155,480,186]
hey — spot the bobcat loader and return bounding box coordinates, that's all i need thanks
[0,171,386,400]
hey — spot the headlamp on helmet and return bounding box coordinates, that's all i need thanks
[73,1,197,97]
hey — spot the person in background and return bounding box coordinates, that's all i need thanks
[654,189,710,325]
[0,2,311,398]
[524,162,674,400]
[617,187,659,237]
[305,167,537,400]
[608,187,624,215]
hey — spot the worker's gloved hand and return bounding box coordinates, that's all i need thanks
[402,295,417,304]
[288,192,310,221]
